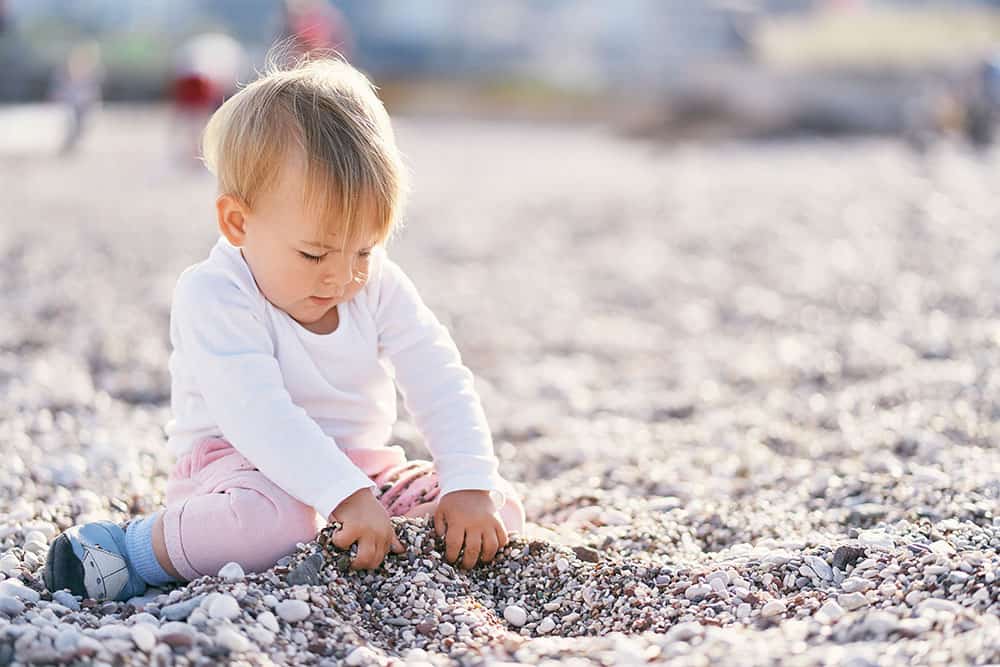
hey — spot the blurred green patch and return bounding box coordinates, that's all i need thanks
[378,76,609,120]
[756,7,1000,70]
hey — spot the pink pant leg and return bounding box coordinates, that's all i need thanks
[161,438,323,581]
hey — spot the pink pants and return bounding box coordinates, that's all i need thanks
[161,437,525,581]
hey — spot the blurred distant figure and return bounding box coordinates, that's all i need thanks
[965,57,1000,148]
[50,42,104,156]
[282,0,353,60]
[169,33,248,165]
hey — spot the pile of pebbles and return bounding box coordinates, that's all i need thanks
[3,109,1000,664]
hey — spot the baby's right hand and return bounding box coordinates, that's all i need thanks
[328,488,405,570]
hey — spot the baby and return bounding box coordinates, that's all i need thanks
[43,56,525,602]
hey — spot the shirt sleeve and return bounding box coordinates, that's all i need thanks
[170,269,375,520]
[373,253,505,508]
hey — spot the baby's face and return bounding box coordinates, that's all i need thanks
[230,152,377,327]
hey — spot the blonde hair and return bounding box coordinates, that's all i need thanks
[201,52,409,247]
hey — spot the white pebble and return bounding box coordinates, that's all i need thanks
[838,592,870,611]
[685,583,711,601]
[804,555,833,580]
[841,577,873,593]
[247,625,275,646]
[262,594,278,608]
[276,599,311,623]
[503,605,527,627]
[761,600,786,617]
[917,598,961,615]
[0,580,40,603]
[257,610,279,633]
[130,624,156,652]
[23,530,46,547]
[929,540,955,555]
[217,562,245,581]
[736,603,751,620]
[858,531,894,550]
[215,627,250,653]
[208,594,241,621]
[555,557,570,573]
[816,600,844,623]
[665,621,703,642]
[0,554,20,575]
[438,621,456,636]
[706,570,730,587]
[538,617,556,634]
[345,646,378,666]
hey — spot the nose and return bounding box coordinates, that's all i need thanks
[321,256,355,291]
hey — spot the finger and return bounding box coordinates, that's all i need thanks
[352,537,379,570]
[495,519,509,550]
[480,530,500,564]
[461,530,482,570]
[445,526,465,564]
[434,508,446,538]
[390,534,405,554]
[331,526,358,551]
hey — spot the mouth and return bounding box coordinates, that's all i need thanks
[310,295,339,304]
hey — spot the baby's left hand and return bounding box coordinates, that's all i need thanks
[434,490,508,569]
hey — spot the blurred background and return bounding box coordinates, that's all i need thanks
[3,0,1000,152]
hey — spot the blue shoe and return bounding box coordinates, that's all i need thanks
[43,521,147,602]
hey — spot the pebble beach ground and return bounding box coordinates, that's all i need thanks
[3,105,1000,665]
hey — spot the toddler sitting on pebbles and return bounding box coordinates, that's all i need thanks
[43,55,525,602]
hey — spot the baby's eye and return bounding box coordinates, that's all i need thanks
[359,250,372,258]
[299,251,325,263]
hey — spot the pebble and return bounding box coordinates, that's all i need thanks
[438,621,456,636]
[841,577,873,593]
[838,592,870,611]
[208,594,241,621]
[345,646,379,666]
[215,626,251,653]
[0,554,20,575]
[685,584,712,601]
[538,617,556,634]
[503,605,527,627]
[0,596,25,616]
[276,599,311,623]
[217,562,245,581]
[665,621,704,642]
[0,580,40,603]
[804,555,833,580]
[157,622,194,648]
[54,628,79,653]
[257,610,279,633]
[161,595,204,621]
[247,625,275,646]
[815,600,844,623]
[130,625,156,652]
[761,600,786,618]
[287,553,324,586]
[51,590,80,611]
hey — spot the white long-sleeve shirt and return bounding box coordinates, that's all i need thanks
[164,236,503,519]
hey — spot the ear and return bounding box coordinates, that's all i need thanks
[216,194,250,246]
